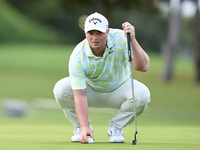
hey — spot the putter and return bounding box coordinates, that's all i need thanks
[127,33,138,145]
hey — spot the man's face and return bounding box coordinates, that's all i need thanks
[85,29,109,52]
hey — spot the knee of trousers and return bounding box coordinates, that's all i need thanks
[122,80,151,115]
[137,89,150,107]
[134,82,151,115]
[53,77,74,108]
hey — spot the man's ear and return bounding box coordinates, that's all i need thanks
[107,29,110,33]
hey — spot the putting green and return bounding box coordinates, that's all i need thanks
[0,108,199,150]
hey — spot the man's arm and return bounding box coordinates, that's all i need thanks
[122,22,150,72]
[73,89,94,143]
[130,38,149,72]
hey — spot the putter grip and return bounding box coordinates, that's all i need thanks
[127,33,132,62]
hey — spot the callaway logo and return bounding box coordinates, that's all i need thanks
[89,17,102,25]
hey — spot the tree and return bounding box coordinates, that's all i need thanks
[194,0,200,82]
[6,0,160,45]
[161,0,181,81]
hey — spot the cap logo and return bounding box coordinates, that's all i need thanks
[89,17,102,25]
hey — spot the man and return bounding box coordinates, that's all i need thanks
[53,12,151,144]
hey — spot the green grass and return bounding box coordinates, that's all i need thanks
[0,44,200,150]
[0,44,73,99]
[0,110,200,150]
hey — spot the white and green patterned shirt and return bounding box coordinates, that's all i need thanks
[69,28,130,92]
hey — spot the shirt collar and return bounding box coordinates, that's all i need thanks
[107,33,114,49]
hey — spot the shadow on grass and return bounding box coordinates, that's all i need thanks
[45,141,129,145]
[49,141,200,146]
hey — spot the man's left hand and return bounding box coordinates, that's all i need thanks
[122,22,135,41]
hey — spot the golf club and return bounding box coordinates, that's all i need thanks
[127,33,138,145]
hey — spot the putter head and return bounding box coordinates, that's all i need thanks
[132,131,137,145]
[132,139,137,145]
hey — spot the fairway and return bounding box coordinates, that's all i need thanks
[0,44,200,150]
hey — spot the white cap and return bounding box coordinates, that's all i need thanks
[84,12,109,33]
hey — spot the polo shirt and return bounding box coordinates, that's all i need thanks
[69,28,130,92]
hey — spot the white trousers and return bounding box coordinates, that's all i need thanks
[53,77,151,129]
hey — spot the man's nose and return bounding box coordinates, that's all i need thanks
[93,34,98,40]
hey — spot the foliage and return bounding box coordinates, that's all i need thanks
[0,1,66,43]
[3,0,167,52]
[0,0,197,53]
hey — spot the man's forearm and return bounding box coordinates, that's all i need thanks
[131,38,149,72]
[73,89,90,129]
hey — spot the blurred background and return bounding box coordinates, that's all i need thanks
[0,0,199,125]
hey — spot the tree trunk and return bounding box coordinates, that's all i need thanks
[161,0,181,81]
[194,0,200,82]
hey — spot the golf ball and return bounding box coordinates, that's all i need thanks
[88,138,94,144]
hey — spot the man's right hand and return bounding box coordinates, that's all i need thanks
[80,127,95,143]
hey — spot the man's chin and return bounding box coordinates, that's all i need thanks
[91,46,100,50]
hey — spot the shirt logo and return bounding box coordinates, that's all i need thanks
[108,50,114,54]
